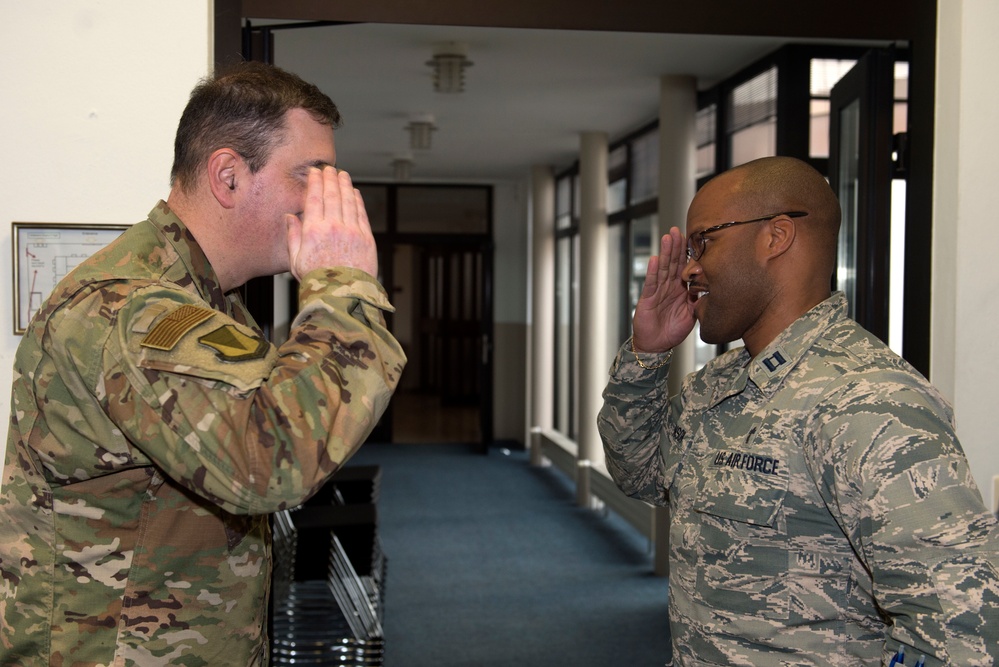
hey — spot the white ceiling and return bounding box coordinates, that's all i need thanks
[262,21,879,182]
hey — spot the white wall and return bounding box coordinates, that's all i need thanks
[932,0,999,512]
[0,2,212,462]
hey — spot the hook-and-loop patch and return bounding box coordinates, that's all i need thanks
[141,305,216,351]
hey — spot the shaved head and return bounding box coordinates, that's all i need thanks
[691,156,842,287]
[725,156,841,263]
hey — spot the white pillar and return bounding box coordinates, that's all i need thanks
[530,165,556,466]
[654,74,697,576]
[659,75,698,396]
[577,131,609,506]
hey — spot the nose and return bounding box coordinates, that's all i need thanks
[681,256,701,284]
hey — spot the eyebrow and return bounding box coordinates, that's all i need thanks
[295,160,337,178]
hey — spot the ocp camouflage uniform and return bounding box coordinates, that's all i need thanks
[598,293,999,666]
[0,201,406,666]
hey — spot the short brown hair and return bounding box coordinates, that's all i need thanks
[170,61,341,192]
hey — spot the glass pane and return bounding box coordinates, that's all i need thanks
[554,233,580,439]
[836,98,861,317]
[397,186,489,234]
[630,128,659,204]
[608,178,627,215]
[630,215,656,330]
[727,67,777,167]
[696,143,716,180]
[607,222,627,350]
[729,118,777,166]
[356,184,388,233]
[608,145,627,172]
[894,61,909,100]
[810,99,831,158]
[810,58,857,97]
[696,104,717,179]
[555,236,572,434]
[570,234,580,441]
[888,178,906,356]
[696,104,717,147]
[893,101,908,135]
[809,58,857,159]
[556,176,572,218]
[572,174,581,218]
[728,66,776,133]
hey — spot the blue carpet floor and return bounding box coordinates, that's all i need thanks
[348,443,672,667]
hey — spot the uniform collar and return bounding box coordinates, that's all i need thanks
[148,201,230,312]
[747,292,848,395]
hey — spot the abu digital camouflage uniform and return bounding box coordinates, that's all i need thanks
[0,202,406,666]
[599,293,999,666]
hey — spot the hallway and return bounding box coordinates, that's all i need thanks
[348,442,672,666]
[390,390,481,445]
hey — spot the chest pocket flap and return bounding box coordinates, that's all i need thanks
[695,447,790,527]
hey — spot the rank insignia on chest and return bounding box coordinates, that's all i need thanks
[198,324,268,362]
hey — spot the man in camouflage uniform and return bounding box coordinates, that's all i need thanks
[0,62,406,665]
[598,156,999,666]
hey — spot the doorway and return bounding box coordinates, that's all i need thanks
[390,242,488,445]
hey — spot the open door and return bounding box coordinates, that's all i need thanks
[828,48,897,344]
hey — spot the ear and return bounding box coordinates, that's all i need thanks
[760,214,796,261]
[206,148,241,208]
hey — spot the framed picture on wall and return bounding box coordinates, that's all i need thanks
[11,222,129,335]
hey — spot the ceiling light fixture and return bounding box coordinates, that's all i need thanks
[407,114,437,150]
[392,153,413,182]
[427,41,472,93]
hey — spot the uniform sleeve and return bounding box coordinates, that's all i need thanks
[597,338,673,506]
[101,266,407,515]
[808,369,999,666]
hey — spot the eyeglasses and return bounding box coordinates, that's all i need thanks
[686,211,808,261]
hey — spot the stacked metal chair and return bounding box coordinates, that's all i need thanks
[270,468,386,665]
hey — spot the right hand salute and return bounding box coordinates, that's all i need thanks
[631,226,696,354]
[286,166,378,280]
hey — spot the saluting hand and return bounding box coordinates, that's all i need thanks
[286,166,378,280]
[631,227,696,354]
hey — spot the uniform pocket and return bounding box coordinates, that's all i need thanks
[692,444,792,620]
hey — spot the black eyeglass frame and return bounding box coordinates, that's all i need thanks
[686,211,808,261]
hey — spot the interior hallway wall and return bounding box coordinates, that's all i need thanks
[0,1,212,495]
[492,180,530,445]
[932,0,999,510]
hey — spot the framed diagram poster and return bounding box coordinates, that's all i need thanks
[11,222,129,335]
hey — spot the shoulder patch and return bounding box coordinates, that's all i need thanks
[141,305,216,351]
[198,324,268,362]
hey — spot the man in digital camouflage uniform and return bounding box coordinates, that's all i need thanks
[0,62,406,665]
[598,156,999,666]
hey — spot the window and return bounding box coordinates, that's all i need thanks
[608,145,628,215]
[809,58,858,158]
[397,186,490,234]
[630,128,659,205]
[554,174,579,439]
[727,66,777,166]
[696,105,717,180]
[554,234,580,438]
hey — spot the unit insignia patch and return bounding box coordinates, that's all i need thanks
[198,324,268,362]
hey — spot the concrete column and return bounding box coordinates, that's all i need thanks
[529,165,556,466]
[577,131,609,506]
[654,74,697,576]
